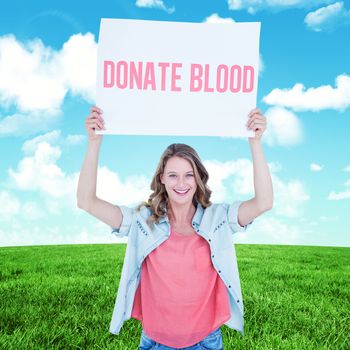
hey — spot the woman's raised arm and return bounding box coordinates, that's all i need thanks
[236,108,273,226]
[76,106,123,230]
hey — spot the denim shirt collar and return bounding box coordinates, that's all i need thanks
[158,202,204,227]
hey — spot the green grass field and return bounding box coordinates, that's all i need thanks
[0,244,349,349]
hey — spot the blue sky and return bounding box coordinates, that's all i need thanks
[1,0,349,247]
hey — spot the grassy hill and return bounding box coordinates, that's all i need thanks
[0,244,349,349]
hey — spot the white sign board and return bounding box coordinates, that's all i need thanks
[96,18,260,137]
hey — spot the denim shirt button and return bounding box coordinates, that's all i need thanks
[208,239,211,242]
[237,299,240,303]
[228,285,231,288]
[218,270,221,273]
[212,255,214,258]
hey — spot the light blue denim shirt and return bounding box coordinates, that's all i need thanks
[109,201,253,336]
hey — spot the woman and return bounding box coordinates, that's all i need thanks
[77,106,273,349]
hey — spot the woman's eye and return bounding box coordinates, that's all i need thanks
[169,174,193,178]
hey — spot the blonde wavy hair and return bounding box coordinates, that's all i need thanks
[136,143,212,229]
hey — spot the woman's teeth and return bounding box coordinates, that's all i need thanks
[174,189,189,195]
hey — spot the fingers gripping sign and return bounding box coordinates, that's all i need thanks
[85,106,106,142]
[246,108,267,140]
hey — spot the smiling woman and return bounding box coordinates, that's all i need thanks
[159,156,198,207]
[77,106,272,350]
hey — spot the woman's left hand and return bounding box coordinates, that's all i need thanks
[246,108,267,140]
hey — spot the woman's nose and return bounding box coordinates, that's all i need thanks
[177,177,187,186]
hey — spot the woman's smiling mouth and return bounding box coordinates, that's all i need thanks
[174,189,190,195]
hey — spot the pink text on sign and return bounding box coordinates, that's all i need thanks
[103,60,182,91]
[189,64,254,93]
[102,60,255,93]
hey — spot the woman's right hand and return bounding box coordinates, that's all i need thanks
[85,106,105,142]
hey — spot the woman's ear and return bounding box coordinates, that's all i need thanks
[160,173,163,184]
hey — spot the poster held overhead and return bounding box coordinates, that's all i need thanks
[95,18,260,138]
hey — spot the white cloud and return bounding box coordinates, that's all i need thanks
[0,111,58,137]
[22,130,62,154]
[269,161,283,173]
[305,1,350,32]
[66,134,85,145]
[0,191,21,221]
[2,131,311,246]
[327,163,350,200]
[0,190,44,222]
[7,131,151,216]
[233,215,302,245]
[262,74,350,112]
[204,13,235,23]
[57,33,97,101]
[8,141,75,198]
[263,107,303,147]
[269,175,310,218]
[227,0,333,14]
[0,33,97,135]
[204,157,309,218]
[328,173,350,200]
[14,131,309,217]
[22,201,45,220]
[1,130,152,246]
[0,35,63,113]
[21,129,85,153]
[319,215,339,222]
[96,166,151,206]
[136,0,175,14]
[0,219,116,247]
[204,158,278,200]
[310,163,323,171]
[328,189,350,200]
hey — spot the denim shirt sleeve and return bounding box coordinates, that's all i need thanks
[227,200,254,233]
[111,205,134,237]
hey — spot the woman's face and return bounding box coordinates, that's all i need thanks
[160,156,197,204]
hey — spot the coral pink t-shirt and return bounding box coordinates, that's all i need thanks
[131,226,231,348]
